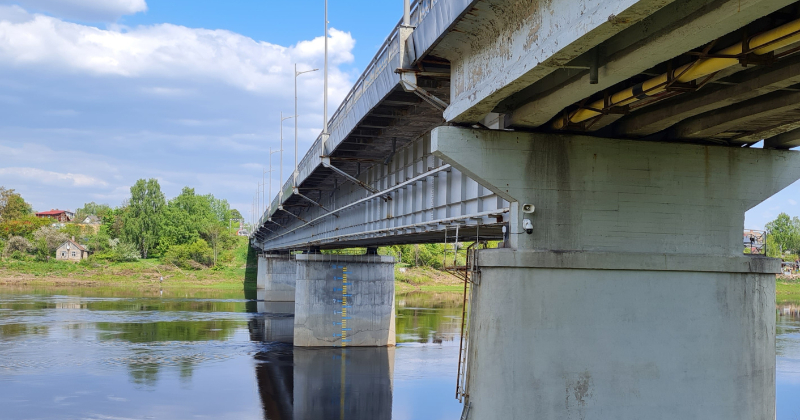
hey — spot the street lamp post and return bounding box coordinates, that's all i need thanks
[324,0,329,136]
[294,65,319,184]
[280,112,294,202]
[267,147,279,213]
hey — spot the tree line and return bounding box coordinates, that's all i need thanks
[0,180,244,269]
[765,212,800,259]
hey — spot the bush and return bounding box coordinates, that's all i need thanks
[33,226,69,256]
[109,241,141,262]
[163,239,213,269]
[0,216,50,239]
[3,236,32,257]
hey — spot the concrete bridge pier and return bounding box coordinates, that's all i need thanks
[294,254,396,347]
[256,253,296,314]
[431,127,800,420]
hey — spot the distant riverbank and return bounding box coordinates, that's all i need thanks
[0,258,464,292]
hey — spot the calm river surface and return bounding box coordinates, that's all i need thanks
[0,286,798,419]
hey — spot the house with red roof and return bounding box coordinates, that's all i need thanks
[35,209,74,222]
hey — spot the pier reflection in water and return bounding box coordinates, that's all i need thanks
[0,288,463,420]
[777,301,800,420]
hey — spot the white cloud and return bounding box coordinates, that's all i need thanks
[0,167,108,187]
[0,6,357,220]
[0,0,147,22]
[0,7,355,95]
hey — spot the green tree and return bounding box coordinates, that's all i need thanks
[122,179,165,259]
[0,216,50,239]
[159,187,215,252]
[765,213,800,256]
[230,209,243,221]
[0,187,32,221]
[75,202,112,220]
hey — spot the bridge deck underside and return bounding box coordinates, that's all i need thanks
[254,0,800,251]
[254,133,508,251]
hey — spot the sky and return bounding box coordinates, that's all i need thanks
[0,0,796,230]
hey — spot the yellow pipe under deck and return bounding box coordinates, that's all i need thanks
[552,17,800,130]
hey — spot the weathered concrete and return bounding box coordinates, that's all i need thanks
[294,254,396,347]
[430,126,800,420]
[293,347,394,420]
[432,127,800,255]
[435,0,673,123]
[467,252,776,420]
[256,254,296,301]
[503,0,797,128]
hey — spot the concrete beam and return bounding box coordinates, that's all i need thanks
[430,126,800,254]
[765,126,800,149]
[670,89,800,141]
[440,0,674,123]
[617,53,800,137]
[506,0,797,128]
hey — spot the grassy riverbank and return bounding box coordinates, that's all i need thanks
[0,241,463,292]
[777,279,800,302]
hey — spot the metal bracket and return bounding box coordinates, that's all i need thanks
[399,76,449,112]
[266,218,286,229]
[294,188,338,217]
[278,206,309,224]
[322,157,381,195]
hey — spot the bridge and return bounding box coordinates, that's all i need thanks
[250,0,800,418]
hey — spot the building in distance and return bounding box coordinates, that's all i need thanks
[56,238,90,262]
[35,209,74,222]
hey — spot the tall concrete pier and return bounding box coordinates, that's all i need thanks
[294,254,396,347]
[432,126,800,420]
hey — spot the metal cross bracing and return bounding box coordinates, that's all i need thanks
[252,133,508,251]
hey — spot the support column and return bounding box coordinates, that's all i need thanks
[257,254,296,299]
[431,126,800,420]
[294,254,396,347]
[256,253,297,314]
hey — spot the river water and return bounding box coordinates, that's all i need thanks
[0,287,798,419]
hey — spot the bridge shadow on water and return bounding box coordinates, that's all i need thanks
[243,246,259,313]
[247,314,394,420]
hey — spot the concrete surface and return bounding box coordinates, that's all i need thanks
[432,127,800,254]
[294,254,396,347]
[257,254,297,301]
[429,126,798,420]
[465,252,776,420]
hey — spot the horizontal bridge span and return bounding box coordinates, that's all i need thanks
[252,133,508,251]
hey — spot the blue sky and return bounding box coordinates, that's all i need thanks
[0,0,796,230]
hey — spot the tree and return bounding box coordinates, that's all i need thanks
[75,202,112,220]
[207,195,231,223]
[159,187,215,252]
[3,236,33,257]
[0,187,32,221]
[122,179,165,259]
[230,209,243,221]
[33,226,69,257]
[765,212,800,256]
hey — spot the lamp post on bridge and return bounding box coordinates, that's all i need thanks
[294,65,319,186]
[280,112,294,202]
[267,148,279,214]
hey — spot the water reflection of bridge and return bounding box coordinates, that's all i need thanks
[248,314,394,420]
